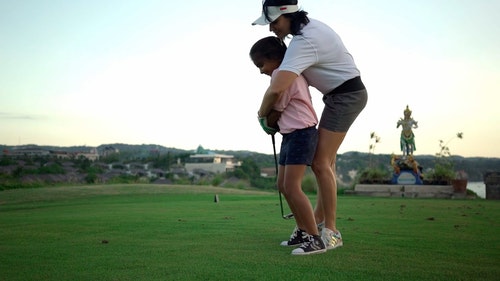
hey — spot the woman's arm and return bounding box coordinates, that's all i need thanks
[258,70,298,117]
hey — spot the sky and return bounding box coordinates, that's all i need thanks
[1,0,499,157]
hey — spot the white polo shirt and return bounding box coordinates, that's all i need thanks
[279,18,361,94]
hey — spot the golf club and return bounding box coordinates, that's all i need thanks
[271,134,294,220]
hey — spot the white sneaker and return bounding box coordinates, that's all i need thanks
[322,227,343,250]
[317,221,324,233]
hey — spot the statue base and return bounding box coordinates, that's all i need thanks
[391,154,423,185]
[392,170,423,185]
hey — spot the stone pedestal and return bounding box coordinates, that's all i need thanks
[451,179,468,193]
[350,184,462,199]
[484,172,500,200]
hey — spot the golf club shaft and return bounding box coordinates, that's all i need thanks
[271,135,284,218]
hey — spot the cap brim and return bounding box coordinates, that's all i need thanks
[252,14,278,26]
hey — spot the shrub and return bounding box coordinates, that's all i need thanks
[211,175,224,186]
[38,163,65,174]
[302,174,317,194]
[358,167,391,184]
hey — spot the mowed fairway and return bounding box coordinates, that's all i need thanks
[1,184,499,281]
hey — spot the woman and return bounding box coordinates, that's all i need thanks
[253,0,368,250]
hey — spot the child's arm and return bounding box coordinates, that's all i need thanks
[258,70,297,117]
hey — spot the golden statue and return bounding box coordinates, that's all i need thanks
[397,105,418,156]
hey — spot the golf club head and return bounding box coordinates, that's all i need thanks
[283,213,294,220]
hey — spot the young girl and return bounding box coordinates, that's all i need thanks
[250,36,326,255]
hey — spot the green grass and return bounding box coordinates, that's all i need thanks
[1,184,499,281]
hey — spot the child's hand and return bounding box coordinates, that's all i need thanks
[258,116,278,135]
[266,109,281,130]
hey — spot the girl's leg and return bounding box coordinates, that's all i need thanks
[312,128,346,232]
[282,164,318,236]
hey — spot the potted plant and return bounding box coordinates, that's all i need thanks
[451,170,468,193]
[426,160,455,185]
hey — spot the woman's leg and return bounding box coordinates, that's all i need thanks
[312,128,346,232]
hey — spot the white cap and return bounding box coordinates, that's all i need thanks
[252,5,299,25]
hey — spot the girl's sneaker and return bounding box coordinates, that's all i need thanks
[291,234,326,255]
[321,227,343,250]
[280,226,305,247]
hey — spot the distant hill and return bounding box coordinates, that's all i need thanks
[1,144,498,182]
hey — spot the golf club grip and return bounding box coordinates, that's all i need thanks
[271,135,278,172]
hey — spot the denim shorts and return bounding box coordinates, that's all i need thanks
[279,126,318,166]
